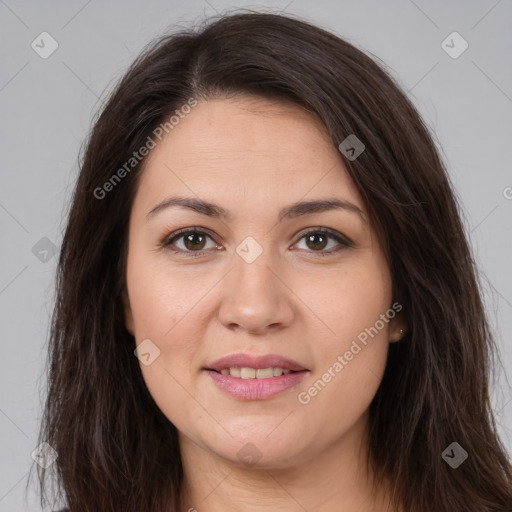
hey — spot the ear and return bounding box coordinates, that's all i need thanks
[122,287,135,336]
[388,311,408,343]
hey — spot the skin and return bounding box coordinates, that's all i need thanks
[123,94,407,511]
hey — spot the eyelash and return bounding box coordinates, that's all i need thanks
[161,227,352,258]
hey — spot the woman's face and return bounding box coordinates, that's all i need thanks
[123,94,405,468]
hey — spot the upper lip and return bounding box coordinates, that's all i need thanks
[205,353,308,372]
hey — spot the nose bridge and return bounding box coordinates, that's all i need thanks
[218,236,294,333]
[231,236,281,305]
[234,243,276,293]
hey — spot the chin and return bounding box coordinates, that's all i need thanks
[206,431,311,470]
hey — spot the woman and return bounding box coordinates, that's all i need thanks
[35,10,512,512]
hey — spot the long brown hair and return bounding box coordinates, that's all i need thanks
[32,9,512,512]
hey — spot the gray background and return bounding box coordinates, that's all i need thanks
[0,0,511,510]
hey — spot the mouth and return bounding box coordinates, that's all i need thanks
[205,352,308,374]
[203,353,309,400]
[206,367,301,379]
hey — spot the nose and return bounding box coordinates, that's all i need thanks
[217,248,295,336]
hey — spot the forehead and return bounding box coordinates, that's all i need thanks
[133,95,364,214]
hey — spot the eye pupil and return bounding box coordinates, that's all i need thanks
[184,232,206,250]
[306,233,328,250]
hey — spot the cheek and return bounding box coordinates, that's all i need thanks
[127,251,217,427]
[130,268,206,371]
[301,257,392,354]
[127,249,204,338]
[296,256,392,417]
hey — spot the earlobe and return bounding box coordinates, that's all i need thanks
[122,288,135,336]
[389,324,407,343]
[388,311,407,343]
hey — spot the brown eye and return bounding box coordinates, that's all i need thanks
[294,229,351,256]
[163,229,218,256]
[182,232,207,251]
[305,232,328,251]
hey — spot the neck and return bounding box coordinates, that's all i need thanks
[177,411,396,512]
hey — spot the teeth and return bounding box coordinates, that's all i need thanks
[241,367,256,379]
[218,367,294,379]
[229,367,241,378]
[256,368,273,379]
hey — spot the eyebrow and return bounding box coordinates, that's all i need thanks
[146,195,366,224]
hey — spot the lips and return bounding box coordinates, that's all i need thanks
[203,353,309,400]
[204,353,310,400]
[205,353,308,373]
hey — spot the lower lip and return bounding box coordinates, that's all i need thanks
[205,370,308,400]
